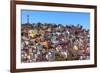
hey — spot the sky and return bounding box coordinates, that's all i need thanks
[21,10,90,29]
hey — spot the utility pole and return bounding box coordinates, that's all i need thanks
[27,15,29,24]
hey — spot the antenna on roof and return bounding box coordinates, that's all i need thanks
[27,15,29,24]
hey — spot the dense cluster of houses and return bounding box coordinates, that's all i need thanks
[21,22,90,63]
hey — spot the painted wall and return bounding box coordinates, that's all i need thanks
[0,0,99,73]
